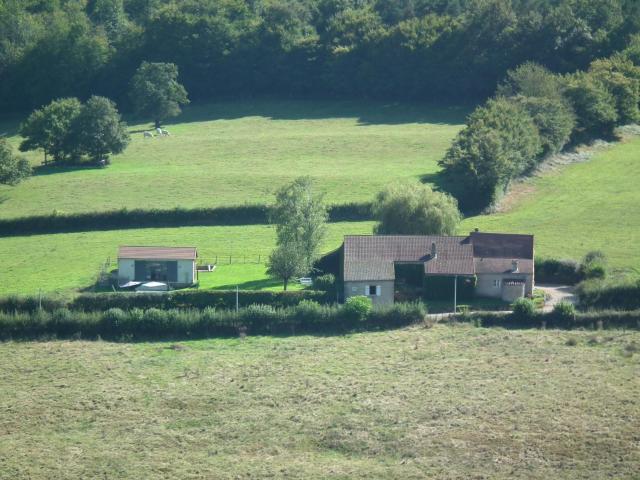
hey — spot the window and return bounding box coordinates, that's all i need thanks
[368,285,380,296]
[493,279,501,288]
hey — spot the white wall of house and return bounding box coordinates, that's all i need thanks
[344,280,395,305]
[475,273,533,299]
[177,259,196,285]
[118,259,135,284]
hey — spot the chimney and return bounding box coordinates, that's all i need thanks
[512,260,519,273]
[431,242,437,259]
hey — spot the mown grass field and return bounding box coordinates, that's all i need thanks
[0,325,638,479]
[461,137,640,276]
[0,100,467,219]
[0,222,373,295]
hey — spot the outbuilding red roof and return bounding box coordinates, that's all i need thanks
[118,246,197,261]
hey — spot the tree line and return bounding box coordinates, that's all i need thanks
[439,52,640,211]
[1,0,639,112]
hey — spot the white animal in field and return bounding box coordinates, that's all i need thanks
[143,131,154,138]
[156,127,163,135]
[161,129,170,136]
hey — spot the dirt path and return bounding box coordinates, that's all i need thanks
[537,284,577,312]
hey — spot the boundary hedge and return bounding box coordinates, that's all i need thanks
[459,309,640,330]
[0,290,331,313]
[0,302,428,341]
[0,202,373,237]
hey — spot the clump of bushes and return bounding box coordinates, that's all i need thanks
[576,277,640,310]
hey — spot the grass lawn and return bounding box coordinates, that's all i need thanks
[0,100,467,219]
[0,222,373,295]
[462,137,640,276]
[196,263,303,291]
[1,325,638,479]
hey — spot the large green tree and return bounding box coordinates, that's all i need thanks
[129,61,189,128]
[68,96,130,163]
[372,182,461,235]
[19,97,82,163]
[0,138,31,185]
[270,176,328,268]
[439,97,543,210]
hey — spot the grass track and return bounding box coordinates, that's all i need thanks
[0,100,467,219]
[0,325,638,479]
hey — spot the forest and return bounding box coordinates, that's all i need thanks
[1,0,640,112]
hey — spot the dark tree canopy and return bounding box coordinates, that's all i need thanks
[1,0,639,111]
[18,96,129,166]
[0,138,31,186]
[68,96,130,163]
[129,62,189,128]
[19,98,82,163]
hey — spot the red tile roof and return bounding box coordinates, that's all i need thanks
[343,233,534,281]
[118,246,197,261]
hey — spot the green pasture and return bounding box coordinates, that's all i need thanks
[0,100,467,219]
[0,222,373,295]
[462,137,640,275]
[1,325,638,478]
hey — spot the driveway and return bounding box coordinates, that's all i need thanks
[537,284,577,312]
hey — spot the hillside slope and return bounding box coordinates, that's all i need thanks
[462,137,640,275]
[0,100,466,219]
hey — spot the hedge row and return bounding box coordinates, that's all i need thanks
[534,257,583,285]
[459,309,640,330]
[0,290,331,313]
[0,301,428,341]
[0,202,373,237]
[576,279,640,310]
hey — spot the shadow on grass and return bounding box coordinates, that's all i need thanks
[160,98,472,127]
[205,277,285,291]
[32,163,106,177]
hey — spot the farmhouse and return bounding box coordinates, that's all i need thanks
[342,231,534,305]
[117,246,198,288]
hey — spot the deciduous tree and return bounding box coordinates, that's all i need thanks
[129,61,189,128]
[372,182,461,235]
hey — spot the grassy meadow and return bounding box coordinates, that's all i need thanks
[462,137,640,276]
[0,324,638,479]
[0,222,373,295]
[1,100,640,295]
[0,100,467,219]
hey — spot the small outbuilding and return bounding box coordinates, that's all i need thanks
[117,246,198,288]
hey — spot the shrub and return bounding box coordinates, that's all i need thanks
[511,298,536,322]
[313,274,336,294]
[343,296,372,321]
[579,250,607,280]
[551,301,576,326]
